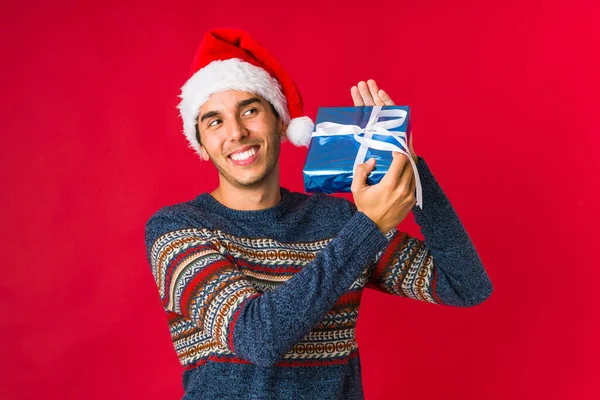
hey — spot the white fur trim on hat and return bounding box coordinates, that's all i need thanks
[286,116,314,147]
[178,58,290,154]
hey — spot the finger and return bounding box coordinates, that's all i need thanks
[380,151,408,187]
[351,158,376,191]
[357,81,375,106]
[398,156,415,192]
[378,89,396,106]
[408,167,417,199]
[351,86,364,106]
[367,79,385,106]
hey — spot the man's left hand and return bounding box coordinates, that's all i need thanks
[350,79,418,164]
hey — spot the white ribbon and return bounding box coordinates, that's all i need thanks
[312,106,422,209]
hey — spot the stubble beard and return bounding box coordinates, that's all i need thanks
[210,130,281,188]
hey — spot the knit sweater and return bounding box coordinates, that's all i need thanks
[144,156,493,399]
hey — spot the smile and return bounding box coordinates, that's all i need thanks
[229,145,260,165]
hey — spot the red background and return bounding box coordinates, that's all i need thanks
[2,0,599,399]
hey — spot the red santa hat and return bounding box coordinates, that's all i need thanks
[177,28,314,155]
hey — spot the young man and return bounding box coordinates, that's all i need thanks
[145,28,492,400]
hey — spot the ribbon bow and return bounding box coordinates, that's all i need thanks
[312,106,422,208]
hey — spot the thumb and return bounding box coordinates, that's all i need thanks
[351,158,376,191]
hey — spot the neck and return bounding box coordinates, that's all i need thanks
[211,169,282,211]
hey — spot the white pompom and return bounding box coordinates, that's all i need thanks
[286,116,314,147]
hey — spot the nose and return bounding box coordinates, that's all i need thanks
[226,117,249,142]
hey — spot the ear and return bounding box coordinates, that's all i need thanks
[199,145,210,161]
[279,119,287,138]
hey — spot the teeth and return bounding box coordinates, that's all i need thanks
[231,147,257,161]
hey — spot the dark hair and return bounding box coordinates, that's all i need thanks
[195,101,280,146]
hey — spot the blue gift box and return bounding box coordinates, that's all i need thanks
[303,106,412,194]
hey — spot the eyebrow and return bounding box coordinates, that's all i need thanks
[199,110,219,123]
[199,97,263,123]
[238,97,261,108]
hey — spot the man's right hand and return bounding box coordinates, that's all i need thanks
[351,152,417,234]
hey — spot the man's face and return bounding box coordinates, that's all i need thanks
[197,90,286,188]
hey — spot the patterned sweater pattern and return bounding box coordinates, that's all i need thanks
[145,157,493,399]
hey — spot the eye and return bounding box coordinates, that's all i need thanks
[208,119,222,127]
[242,108,258,116]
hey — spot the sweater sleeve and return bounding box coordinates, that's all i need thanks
[145,209,388,368]
[362,156,493,307]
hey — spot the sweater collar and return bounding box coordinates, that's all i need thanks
[195,187,292,221]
